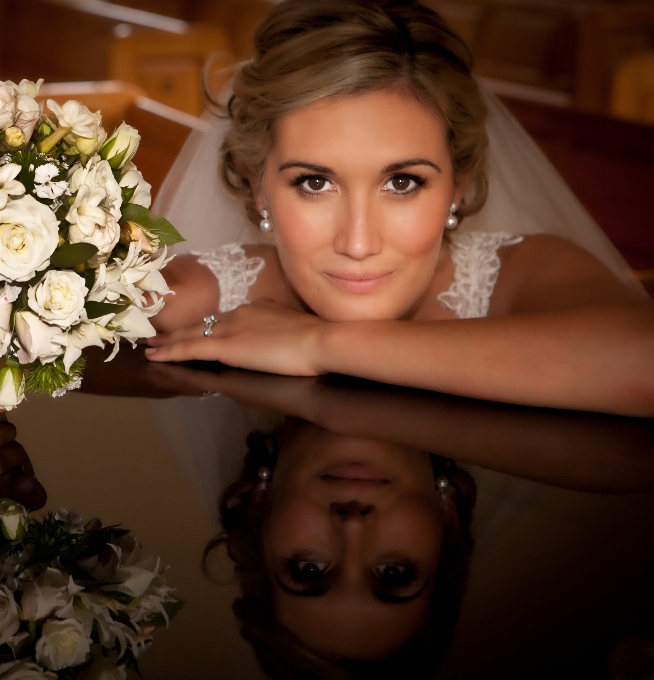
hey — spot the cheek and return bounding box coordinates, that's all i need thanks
[377,498,444,562]
[268,497,329,553]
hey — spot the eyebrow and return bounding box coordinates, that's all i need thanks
[277,159,442,175]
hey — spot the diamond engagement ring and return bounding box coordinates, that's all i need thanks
[203,314,217,337]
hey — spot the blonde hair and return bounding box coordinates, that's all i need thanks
[218,0,488,226]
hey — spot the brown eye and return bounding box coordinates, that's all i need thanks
[302,177,328,192]
[391,176,412,191]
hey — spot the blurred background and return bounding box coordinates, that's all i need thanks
[0,0,652,293]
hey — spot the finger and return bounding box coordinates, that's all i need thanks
[145,338,230,364]
[0,420,16,447]
[147,324,205,347]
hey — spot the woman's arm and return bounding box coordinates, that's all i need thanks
[147,236,654,416]
[151,245,296,333]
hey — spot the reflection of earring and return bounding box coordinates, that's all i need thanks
[259,209,273,233]
[436,476,450,501]
[445,203,458,230]
[257,466,272,490]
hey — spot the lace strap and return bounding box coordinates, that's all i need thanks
[437,232,523,319]
[193,243,265,313]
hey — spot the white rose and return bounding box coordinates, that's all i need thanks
[0,660,56,679]
[46,99,101,139]
[100,123,140,169]
[118,162,151,209]
[28,270,88,328]
[20,568,71,621]
[0,301,13,357]
[0,367,24,411]
[0,499,27,541]
[14,311,67,365]
[0,195,59,282]
[0,585,20,645]
[35,618,91,672]
[0,82,16,132]
[0,164,26,210]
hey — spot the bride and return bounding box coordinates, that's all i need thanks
[145,0,654,417]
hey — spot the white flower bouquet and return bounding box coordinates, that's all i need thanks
[0,78,183,410]
[0,501,183,679]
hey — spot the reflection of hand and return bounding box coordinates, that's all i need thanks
[0,420,47,510]
[145,298,327,377]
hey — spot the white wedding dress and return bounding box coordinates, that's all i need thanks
[194,232,524,319]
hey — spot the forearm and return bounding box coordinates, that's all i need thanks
[317,305,654,416]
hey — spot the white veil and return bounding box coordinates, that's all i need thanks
[153,77,640,287]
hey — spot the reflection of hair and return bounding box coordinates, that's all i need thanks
[204,421,477,680]
[218,0,488,226]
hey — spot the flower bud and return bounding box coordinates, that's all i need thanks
[100,123,140,169]
[0,367,25,412]
[0,499,27,541]
[119,221,157,254]
[4,126,26,149]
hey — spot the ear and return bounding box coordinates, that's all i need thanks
[453,175,471,208]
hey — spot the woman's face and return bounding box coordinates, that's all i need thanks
[264,423,451,659]
[257,89,466,322]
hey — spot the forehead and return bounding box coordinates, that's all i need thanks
[269,90,450,166]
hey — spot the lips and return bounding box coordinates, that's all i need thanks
[320,464,390,483]
[323,271,394,294]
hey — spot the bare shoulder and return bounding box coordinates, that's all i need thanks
[490,234,649,315]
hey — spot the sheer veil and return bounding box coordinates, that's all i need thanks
[153,76,640,288]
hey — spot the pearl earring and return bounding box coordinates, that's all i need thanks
[445,203,459,230]
[436,476,450,501]
[259,209,273,233]
[257,466,272,490]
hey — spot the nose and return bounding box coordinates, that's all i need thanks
[333,198,382,260]
[330,501,374,519]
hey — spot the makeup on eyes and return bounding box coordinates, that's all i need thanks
[288,172,428,198]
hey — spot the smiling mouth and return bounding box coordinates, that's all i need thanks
[323,271,394,294]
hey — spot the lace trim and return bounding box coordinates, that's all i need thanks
[438,232,523,319]
[193,243,265,313]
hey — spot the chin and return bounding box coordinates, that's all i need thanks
[304,294,408,323]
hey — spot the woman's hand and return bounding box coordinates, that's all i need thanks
[145,298,328,376]
[0,419,47,510]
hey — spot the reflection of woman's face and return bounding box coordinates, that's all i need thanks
[264,423,448,659]
[258,90,465,322]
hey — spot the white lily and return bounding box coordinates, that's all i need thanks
[0,164,25,209]
[14,311,68,365]
[110,305,156,345]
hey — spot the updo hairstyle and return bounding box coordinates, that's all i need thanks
[218,0,489,227]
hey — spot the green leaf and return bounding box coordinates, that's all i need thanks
[85,300,130,319]
[121,185,136,206]
[121,204,184,246]
[102,590,135,605]
[82,268,96,291]
[50,243,98,268]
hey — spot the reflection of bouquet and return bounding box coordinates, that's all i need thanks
[0,78,183,410]
[0,501,183,679]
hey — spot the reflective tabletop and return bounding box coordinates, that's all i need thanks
[12,347,654,679]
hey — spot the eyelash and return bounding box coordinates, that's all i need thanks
[289,173,427,197]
